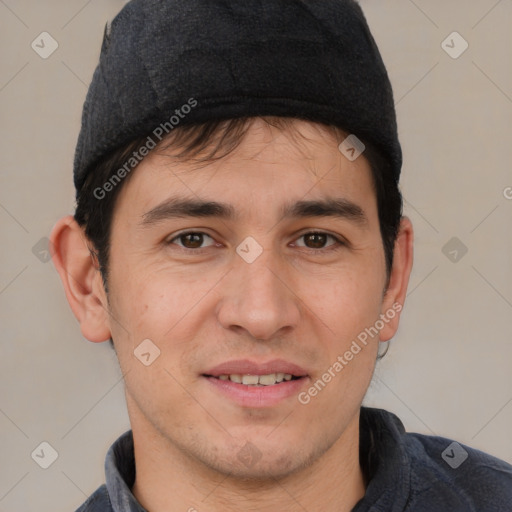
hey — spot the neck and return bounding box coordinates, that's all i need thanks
[130,409,365,512]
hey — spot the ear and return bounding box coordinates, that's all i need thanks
[50,215,112,342]
[379,216,414,342]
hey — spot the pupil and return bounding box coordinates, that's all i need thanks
[306,233,326,249]
[183,233,203,248]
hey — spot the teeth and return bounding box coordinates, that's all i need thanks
[258,373,276,385]
[242,374,260,385]
[216,373,295,385]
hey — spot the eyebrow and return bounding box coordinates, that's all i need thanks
[140,196,368,228]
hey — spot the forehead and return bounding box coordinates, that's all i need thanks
[113,118,378,226]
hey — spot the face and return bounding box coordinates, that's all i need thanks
[104,119,396,479]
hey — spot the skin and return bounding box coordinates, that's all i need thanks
[51,118,413,512]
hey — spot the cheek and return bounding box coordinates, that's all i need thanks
[305,271,382,406]
[303,264,384,341]
[108,266,214,346]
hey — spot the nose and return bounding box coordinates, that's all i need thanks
[216,248,301,341]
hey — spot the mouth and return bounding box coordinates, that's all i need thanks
[202,359,309,407]
[203,372,302,386]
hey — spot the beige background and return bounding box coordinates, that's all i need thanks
[1,1,511,511]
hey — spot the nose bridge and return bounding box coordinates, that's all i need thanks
[239,247,282,301]
[217,240,301,340]
[235,235,285,301]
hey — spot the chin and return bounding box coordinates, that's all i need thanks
[212,454,305,482]
[197,436,324,482]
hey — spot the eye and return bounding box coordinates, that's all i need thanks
[293,232,344,251]
[168,231,216,250]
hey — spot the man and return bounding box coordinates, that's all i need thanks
[50,0,512,510]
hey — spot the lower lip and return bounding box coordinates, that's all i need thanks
[203,376,308,408]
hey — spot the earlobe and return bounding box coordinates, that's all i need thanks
[379,216,414,342]
[50,215,112,343]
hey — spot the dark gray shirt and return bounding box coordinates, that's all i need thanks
[75,407,512,511]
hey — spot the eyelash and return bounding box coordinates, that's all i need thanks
[166,230,346,255]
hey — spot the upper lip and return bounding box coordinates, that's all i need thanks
[204,359,308,377]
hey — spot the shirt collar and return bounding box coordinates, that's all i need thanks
[353,406,412,510]
[104,430,146,512]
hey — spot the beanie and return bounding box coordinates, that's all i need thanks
[73,0,401,195]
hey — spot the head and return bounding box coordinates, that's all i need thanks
[51,0,413,482]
